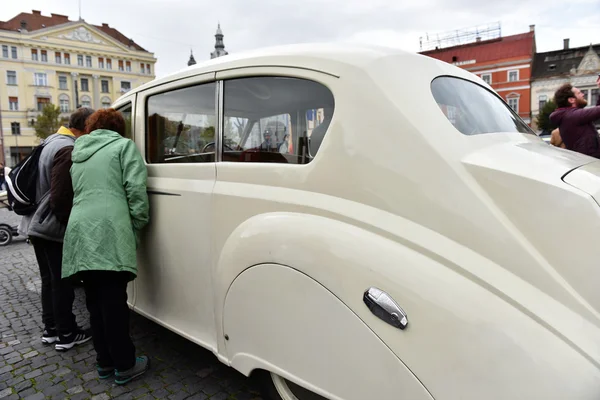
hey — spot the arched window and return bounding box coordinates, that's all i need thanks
[59,94,70,113]
[101,96,112,109]
[80,95,91,108]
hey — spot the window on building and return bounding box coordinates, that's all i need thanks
[64,53,70,65]
[592,89,599,108]
[80,78,89,92]
[55,52,61,64]
[11,46,17,59]
[120,81,131,93]
[34,73,48,87]
[6,71,17,85]
[77,55,83,66]
[81,95,91,108]
[2,45,8,58]
[98,57,104,69]
[11,122,20,135]
[86,55,92,67]
[101,80,109,93]
[118,60,124,71]
[101,97,111,109]
[538,95,548,111]
[126,61,131,72]
[8,97,18,111]
[106,59,112,70]
[59,75,68,90]
[481,74,491,85]
[41,50,47,62]
[59,94,70,113]
[146,64,151,74]
[581,89,590,103]
[223,77,336,163]
[508,70,519,82]
[37,97,50,112]
[141,63,145,74]
[31,49,38,61]
[508,97,519,113]
[147,82,216,163]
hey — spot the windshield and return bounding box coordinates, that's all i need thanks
[431,76,533,136]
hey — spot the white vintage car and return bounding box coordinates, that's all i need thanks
[113,44,600,400]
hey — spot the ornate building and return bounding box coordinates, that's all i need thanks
[210,24,228,59]
[187,50,196,66]
[0,10,157,166]
[531,41,600,130]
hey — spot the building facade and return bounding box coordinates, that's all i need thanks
[0,10,157,166]
[531,41,600,131]
[421,26,536,124]
[210,24,228,59]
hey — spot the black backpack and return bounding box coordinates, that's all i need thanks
[5,143,45,215]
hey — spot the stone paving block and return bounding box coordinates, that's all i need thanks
[23,393,45,400]
[0,388,12,399]
[23,369,42,379]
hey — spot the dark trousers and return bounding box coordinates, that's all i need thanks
[80,271,136,371]
[31,237,76,334]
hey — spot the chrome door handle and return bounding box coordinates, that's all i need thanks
[363,287,408,330]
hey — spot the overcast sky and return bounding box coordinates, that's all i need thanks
[2,0,599,78]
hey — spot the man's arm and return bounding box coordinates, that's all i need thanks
[49,146,74,225]
[569,106,600,125]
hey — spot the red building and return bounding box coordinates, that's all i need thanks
[421,26,536,124]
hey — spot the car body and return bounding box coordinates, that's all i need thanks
[113,43,600,400]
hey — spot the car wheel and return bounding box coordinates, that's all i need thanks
[256,370,329,400]
[0,226,12,246]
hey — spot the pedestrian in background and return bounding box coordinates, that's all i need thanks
[18,108,94,350]
[550,83,600,158]
[61,108,150,384]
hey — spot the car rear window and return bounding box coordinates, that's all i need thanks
[431,76,533,136]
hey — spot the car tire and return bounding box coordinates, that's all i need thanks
[0,226,12,246]
[255,370,329,400]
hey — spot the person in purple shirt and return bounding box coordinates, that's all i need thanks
[550,83,600,158]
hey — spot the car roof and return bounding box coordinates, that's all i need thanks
[125,43,429,95]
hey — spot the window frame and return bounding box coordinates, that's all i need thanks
[508,70,519,82]
[507,96,519,113]
[34,72,48,87]
[481,73,492,85]
[11,46,17,59]
[55,51,61,64]
[144,79,218,164]
[2,45,8,58]
[8,97,18,111]
[77,54,84,66]
[80,78,89,92]
[58,75,68,90]
[41,50,47,62]
[6,70,17,85]
[86,55,92,68]
[101,79,109,93]
[11,122,20,135]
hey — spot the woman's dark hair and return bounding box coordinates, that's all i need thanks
[68,107,95,132]
[554,83,574,108]
[84,108,126,136]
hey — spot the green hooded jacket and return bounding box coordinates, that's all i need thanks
[62,129,149,279]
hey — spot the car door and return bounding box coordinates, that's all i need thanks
[133,73,219,350]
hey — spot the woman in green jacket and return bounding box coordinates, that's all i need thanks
[62,108,150,385]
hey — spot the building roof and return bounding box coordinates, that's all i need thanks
[0,10,149,52]
[420,31,535,66]
[532,44,600,80]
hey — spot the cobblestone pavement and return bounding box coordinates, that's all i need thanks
[0,209,264,400]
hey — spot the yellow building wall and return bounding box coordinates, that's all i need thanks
[0,21,157,166]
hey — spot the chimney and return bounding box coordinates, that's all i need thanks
[102,23,109,28]
[476,36,481,42]
[529,24,535,32]
[20,20,27,30]
[32,10,41,15]
[563,38,570,49]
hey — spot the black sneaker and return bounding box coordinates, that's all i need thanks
[54,328,92,351]
[41,328,58,345]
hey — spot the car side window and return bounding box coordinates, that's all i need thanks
[146,82,217,163]
[116,103,133,140]
[222,77,334,164]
